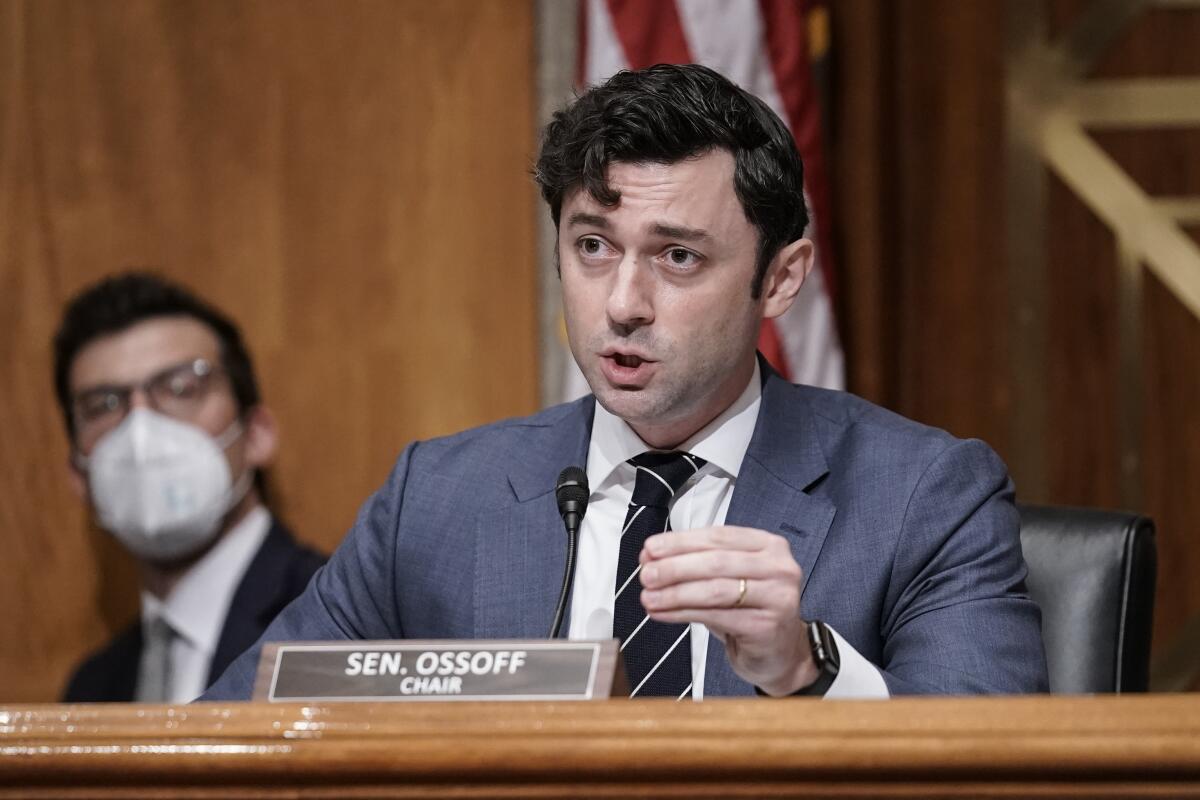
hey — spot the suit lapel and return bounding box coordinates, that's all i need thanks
[208,520,297,683]
[474,399,594,639]
[705,367,837,697]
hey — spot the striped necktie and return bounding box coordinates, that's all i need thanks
[613,450,706,699]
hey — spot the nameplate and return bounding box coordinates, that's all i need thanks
[253,639,625,702]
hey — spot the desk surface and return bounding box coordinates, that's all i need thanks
[3,694,1200,798]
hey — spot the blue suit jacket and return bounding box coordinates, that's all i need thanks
[203,369,1048,699]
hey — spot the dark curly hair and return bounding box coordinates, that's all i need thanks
[534,63,809,298]
[53,271,262,444]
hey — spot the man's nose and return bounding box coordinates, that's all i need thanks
[606,256,654,330]
[127,387,154,411]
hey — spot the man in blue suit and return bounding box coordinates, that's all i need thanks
[204,64,1047,700]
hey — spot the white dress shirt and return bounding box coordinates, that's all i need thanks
[568,361,889,699]
[139,505,271,703]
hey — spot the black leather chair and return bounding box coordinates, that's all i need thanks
[1019,505,1157,693]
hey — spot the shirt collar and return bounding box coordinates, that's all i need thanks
[586,360,762,490]
[141,505,271,654]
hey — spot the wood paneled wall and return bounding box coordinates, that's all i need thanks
[0,0,536,701]
[1080,5,1200,647]
[834,1,1200,664]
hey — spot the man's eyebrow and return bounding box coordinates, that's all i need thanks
[651,223,711,243]
[73,382,123,396]
[565,212,609,228]
[563,213,711,243]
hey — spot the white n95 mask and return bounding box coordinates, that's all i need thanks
[80,408,252,562]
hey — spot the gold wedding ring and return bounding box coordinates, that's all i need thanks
[735,577,747,608]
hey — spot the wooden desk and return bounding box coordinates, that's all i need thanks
[2,695,1199,798]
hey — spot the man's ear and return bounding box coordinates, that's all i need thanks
[761,238,815,320]
[67,453,88,501]
[241,405,279,469]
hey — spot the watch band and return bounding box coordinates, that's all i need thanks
[792,620,840,696]
[753,619,842,697]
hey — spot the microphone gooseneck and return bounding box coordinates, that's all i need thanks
[549,466,589,639]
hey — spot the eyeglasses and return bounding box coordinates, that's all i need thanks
[71,358,227,447]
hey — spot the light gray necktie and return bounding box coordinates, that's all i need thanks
[136,616,177,703]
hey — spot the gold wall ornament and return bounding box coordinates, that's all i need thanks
[1006,0,1200,512]
[1007,0,1200,690]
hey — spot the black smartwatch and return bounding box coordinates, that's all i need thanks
[754,619,841,697]
[793,620,840,696]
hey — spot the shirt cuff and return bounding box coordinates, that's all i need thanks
[823,625,890,699]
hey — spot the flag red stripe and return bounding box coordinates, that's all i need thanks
[604,0,693,67]
[758,0,838,301]
[757,317,788,377]
[753,1,812,378]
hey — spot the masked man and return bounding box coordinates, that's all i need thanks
[56,272,324,703]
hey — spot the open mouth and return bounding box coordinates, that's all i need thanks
[612,353,645,368]
[600,350,656,386]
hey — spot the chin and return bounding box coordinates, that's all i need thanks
[592,385,640,414]
[595,388,670,428]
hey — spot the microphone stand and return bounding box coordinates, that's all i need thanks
[550,467,588,639]
[548,521,579,639]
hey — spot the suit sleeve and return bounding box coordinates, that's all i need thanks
[877,439,1049,694]
[198,443,418,701]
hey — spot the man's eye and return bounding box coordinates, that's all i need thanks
[79,393,121,419]
[663,248,701,269]
[166,375,203,398]
[577,237,612,258]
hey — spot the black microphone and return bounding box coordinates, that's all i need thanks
[549,466,589,639]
